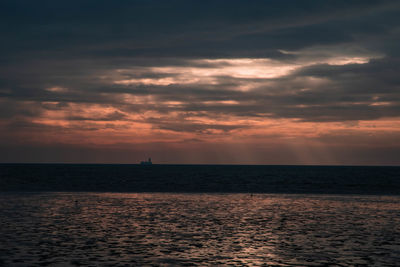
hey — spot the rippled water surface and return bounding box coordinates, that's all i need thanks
[1,193,400,266]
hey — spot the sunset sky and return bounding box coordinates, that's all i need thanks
[1,0,399,165]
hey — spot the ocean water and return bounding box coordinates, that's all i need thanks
[0,193,400,266]
[1,164,400,194]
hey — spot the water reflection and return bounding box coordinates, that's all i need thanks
[0,193,399,266]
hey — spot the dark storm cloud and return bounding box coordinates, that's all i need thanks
[146,117,247,134]
[0,0,397,60]
[0,0,400,131]
[0,99,43,119]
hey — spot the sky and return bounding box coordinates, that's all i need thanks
[1,0,400,165]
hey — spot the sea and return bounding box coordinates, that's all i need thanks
[0,164,400,266]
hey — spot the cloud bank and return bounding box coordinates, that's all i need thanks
[1,0,399,164]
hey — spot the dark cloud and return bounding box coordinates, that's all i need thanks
[0,0,399,164]
[0,0,397,60]
[67,111,127,122]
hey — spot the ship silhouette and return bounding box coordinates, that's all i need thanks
[140,158,152,165]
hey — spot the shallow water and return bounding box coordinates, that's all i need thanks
[0,193,399,266]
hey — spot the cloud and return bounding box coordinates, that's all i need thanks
[0,0,399,164]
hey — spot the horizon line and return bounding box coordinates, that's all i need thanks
[1,162,399,167]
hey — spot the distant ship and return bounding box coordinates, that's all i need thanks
[140,158,152,165]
